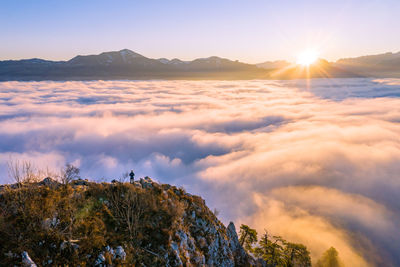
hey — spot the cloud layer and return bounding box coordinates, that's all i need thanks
[0,79,400,266]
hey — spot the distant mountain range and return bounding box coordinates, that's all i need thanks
[0,49,399,80]
[334,51,400,77]
[0,49,265,80]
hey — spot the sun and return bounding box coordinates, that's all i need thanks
[296,50,319,66]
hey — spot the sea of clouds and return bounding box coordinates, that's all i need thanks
[0,78,399,266]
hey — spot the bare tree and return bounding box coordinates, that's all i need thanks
[119,171,129,183]
[7,158,22,184]
[105,184,145,241]
[42,166,59,180]
[7,158,41,185]
[60,163,80,185]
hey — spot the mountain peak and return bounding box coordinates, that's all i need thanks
[118,49,144,59]
[68,49,147,65]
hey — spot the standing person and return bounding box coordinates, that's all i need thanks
[129,170,135,184]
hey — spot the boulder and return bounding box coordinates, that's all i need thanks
[71,179,89,186]
[114,246,126,260]
[105,245,114,257]
[94,252,105,266]
[139,176,154,189]
[43,216,59,229]
[39,177,60,188]
[60,240,79,251]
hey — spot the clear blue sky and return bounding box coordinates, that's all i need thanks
[1,0,399,63]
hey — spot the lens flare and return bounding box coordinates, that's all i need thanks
[297,50,319,66]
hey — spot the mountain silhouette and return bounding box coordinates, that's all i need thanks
[0,49,264,81]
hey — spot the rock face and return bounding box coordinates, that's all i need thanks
[126,178,255,266]
[227,222,255,266]
[158,190,254,266]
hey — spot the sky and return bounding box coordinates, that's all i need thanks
[1,0,400,63]
[1,78,400,266]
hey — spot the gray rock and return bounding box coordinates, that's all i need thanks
[39,177,60,188]
[22,251,37,267]
[114,246,126,260]
[43,216,59,229]
[139,176,154,189]
[227,222,254,266]
[72,179,89,186]
[105,245,114,257]
[170,242,184,267]
[60,240,79,251]
[94,252,105,266]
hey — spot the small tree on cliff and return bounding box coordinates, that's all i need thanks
[254,232,286,266]
[315,247,344,267]
[61,163,80,185]
[253,232,311,267]
[239,224,258,253]
[284,242,312,267]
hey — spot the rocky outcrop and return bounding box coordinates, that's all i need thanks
[71,178,90,186]
[38,177,60,188]
[160,190,254,266]
[134,176,154,189]
[1,177,256,266]
[227,222,255,266]
[118,177,255,266]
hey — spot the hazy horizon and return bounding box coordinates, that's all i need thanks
[1,47,400,65]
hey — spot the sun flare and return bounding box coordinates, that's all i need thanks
[297,50,319,66]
